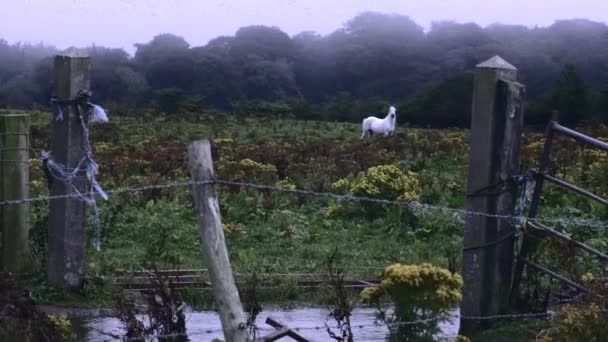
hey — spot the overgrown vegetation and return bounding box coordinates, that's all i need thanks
[0,109,607,339]
[361,263,463,341]
[543,272,608,341]
[116,219,188,341]
[0,270,76,341]
[19,112,608,288]
[324,249,355,342]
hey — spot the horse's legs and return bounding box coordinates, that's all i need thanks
[361,127,374,138]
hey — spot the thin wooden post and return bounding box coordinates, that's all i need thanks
[48,51,90,288]
[460,56,525,335]
[0,112,31,273]
[188,140,250,342]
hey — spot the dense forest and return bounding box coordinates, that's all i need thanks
[1,12,608,127]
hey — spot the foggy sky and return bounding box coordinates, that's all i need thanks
[1,0,607,55]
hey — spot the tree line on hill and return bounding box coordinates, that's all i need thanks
[1,12,607,127]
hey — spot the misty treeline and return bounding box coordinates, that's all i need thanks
[1,12,608,127]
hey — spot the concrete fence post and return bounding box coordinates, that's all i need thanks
[460,55,526,335]
[0,112,31,273]
[48,50,90,288]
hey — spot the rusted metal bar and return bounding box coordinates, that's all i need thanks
[511,113,608,308]
[527,221,608,262]
[542,174,608,205]
[519,258,594,295]
[511,114,558,305]
[542,174,608,206]
[552,123,608,152]
[263,317,312,342]
[260,328,291,341]
[357,279,377,286]
[529,116,557,218]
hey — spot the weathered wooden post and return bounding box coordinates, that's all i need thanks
[188,140,251,342]
[0,112,31,273]
[48,50,90,288]
[460,56,525,335]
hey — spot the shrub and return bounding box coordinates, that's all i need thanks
[332,164,420,201]
[275,178,296,190]
[361,263,463,341]
[330,165,420,221]
[232,100,293,117]
[156,87,185,114]
[586,149,608,197]
[0,270,76,342]
[181,95,205,112]
[223,223,245,235]
[547,272,608,342]
[217,158,278,185]
[47,314,76,341]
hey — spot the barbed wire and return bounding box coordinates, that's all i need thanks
[0,180,212,206]
[91,311,550,341]
[116,271,378,279]
[458,312,550,320]
[2,177,608,230]
[123,284,373,291]
[112,266,387,275]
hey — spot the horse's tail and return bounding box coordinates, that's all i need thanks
[361,118,366,138]
[361,117,370,138]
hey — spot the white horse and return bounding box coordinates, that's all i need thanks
[361,106,397,138]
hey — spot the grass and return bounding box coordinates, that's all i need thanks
[5,110,608,340]
[21,111,469,306]
[23,112,608,275]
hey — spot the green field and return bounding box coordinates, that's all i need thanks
[20,112,607,301]
[1,110,606,341]
[27,112,468,279]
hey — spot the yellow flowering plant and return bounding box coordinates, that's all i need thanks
[547,272,608,341]
[47,314,76,341]
[349,165,420,201]
[329,164,420,221]
[361,263,463,341]
[223,223,245,235]
[217,158,278,185]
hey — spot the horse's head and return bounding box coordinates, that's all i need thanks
[388,106,396,120]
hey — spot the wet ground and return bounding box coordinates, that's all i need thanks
[56,306,460,341]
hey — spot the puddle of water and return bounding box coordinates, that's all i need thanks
[74,307,460,341]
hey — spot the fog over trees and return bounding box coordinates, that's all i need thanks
[1,12,608,127]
